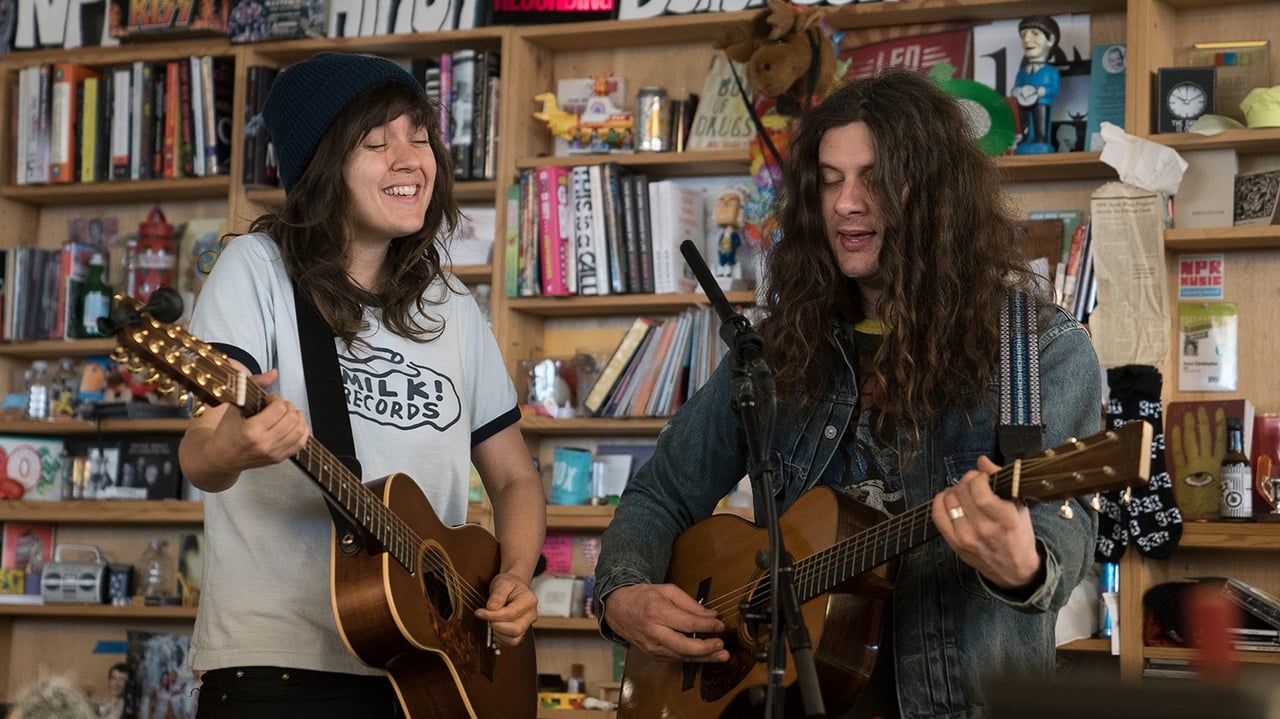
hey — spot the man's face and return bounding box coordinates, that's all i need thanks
[108,669,128,698]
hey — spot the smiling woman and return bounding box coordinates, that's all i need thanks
[175,52,546,719]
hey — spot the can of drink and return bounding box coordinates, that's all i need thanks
[635,87,671,152]
[1097,561,1119,638]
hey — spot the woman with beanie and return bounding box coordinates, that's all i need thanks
[178,52,545,718]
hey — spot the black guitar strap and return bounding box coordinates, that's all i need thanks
[293,285,366,556]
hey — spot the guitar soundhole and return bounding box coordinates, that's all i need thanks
[419,546,455,619]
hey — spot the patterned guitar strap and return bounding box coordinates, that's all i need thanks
[997,290,1045,464]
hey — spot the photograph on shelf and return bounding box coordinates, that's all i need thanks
[127,630,198,719]
[1,522,56,571]
[64,438,126,499]
[119,436,184,500]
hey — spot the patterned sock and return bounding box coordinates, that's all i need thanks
[1104,365,1183,560]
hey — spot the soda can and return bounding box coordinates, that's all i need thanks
[635,87,671,152]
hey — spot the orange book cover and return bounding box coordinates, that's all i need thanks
[49,63,102,184]
[163,60,181,178]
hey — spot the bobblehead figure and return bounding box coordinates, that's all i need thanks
[1011,15,1063,155]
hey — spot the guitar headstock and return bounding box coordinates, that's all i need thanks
[105,291,247,413]
[999,420,1153,504]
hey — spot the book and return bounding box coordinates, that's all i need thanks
[647,180,705,293]
[570,165,607,296]
[632,174,655,294]
[1086,43,1127,150]
[450,49,476,180]
[78,74,107,183]
[599,163,632,294]
[1015,218,1064,291]
[535,165,573,296]
[1165,397,1254,520]
[1175,149,1238,229]
[1233,167,1280,227]
[48,63,100,183]
[1027,209,1085,265]
[583,317,658,416]
[1,522,55,570]
[686,55,755,152]
[0,436,65,500]
[503,182,521,299]
[585,164,613,296]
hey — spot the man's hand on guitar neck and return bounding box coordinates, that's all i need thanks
[475,572,540,648]
[602,584,730,663]
[931,455,1046,595]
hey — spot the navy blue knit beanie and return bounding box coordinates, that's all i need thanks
[262,52,423,193]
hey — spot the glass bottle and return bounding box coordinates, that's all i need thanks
[79,253,113,338]
[139,538,172,604]
[25,360,50,420]
[1220,417,1253,521]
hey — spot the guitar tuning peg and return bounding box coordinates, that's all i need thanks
[155,378,177,396]
[1058,500,1074,520]
[192,402,208,417]
[1089,493,1102,512]
[110,347,130,363]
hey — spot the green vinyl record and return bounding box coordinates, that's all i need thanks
[943,78,1017,156]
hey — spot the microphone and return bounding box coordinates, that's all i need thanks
[679,240,761,361]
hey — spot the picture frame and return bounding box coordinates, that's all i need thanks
[1190,40,1270,123]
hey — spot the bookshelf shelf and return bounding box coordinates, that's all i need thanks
[1144,645,1280,665]
[0,418,189,435]
[1152,127,1280,155]
[1163,225,1280,251]
[0,175,232,206]
[0,338,118,358]
[508,290,755,317]
[520,417,668,436]
[0,499,203,523]
[0,603,198,619]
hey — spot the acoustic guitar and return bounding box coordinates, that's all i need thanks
[618,420,1152,718]
[106,292,535,719]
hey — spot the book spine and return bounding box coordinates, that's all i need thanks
[584,317,656,416]
[109,65,132,180]
[571,165,601,296]
[211,57,235,176]
[633,173,654,294]
[189,55,207,177]
[79,76,99,184]
[503,181,521,299]
[163,60,180,178]
[450,49,475,179]
[178,57,196,177]
[536,165,571,297]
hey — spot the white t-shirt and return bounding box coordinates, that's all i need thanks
[187,233,518,674]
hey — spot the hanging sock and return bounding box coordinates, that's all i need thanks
[1100,365,1183,561]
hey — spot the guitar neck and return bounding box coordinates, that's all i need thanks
[795,503,936,603]
[229,370,419,571]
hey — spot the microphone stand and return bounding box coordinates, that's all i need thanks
[679,241,826,719]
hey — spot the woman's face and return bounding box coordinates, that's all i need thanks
[342,114,436,248]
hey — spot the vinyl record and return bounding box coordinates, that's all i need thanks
[944,78,1017,156]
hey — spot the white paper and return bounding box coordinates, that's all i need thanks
[1099,122,1188,195]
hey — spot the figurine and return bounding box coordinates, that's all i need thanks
[1011,15,1064,155]
[533,76,635,153]
[712,188,746,280]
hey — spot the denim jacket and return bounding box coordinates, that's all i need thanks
[595,304,1102,719]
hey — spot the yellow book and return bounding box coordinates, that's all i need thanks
[582,317,658,416]
[79,76,100,184]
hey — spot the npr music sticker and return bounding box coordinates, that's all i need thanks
[1177,253,1225,300]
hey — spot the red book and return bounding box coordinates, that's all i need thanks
[163,60,181,178]
[536,165,573,296]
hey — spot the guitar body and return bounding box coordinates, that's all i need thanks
[618,487,895,719]
[330,472,536,719]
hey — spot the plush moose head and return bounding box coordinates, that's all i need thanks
[713,0,836,114]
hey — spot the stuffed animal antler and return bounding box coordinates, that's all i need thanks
[713,0,836,113]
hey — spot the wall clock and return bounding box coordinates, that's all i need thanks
[1157,67,1217,133]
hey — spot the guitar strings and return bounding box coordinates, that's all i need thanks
[200,352,490,616]
[695,448,1114,624]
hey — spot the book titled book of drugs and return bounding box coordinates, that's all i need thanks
[686,56,755,152]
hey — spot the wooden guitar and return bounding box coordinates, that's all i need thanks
[618,421,1152,719]
[106,293,535,719]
